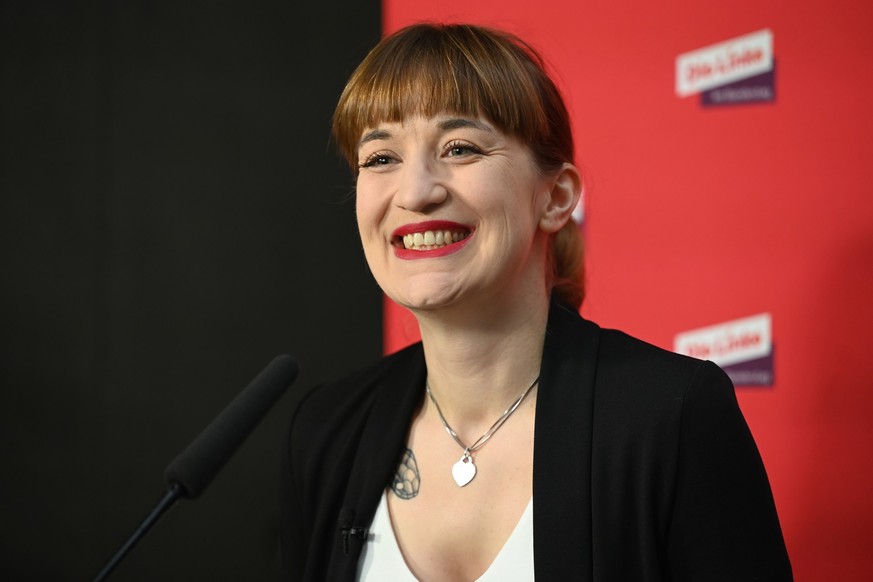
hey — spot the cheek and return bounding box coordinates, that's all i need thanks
[355,188,376,234]
[354,177,385,231]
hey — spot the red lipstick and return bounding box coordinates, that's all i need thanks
[391,220,474,260]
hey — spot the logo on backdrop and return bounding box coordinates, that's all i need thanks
[674,313,774,387]
[675,29,775,106]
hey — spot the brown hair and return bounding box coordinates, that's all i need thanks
[332,23,585,308]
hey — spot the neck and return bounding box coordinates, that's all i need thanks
[414,284,551,434]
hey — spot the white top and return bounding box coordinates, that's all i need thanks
[358,491,535,581]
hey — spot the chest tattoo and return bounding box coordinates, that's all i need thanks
[390,447,421,499]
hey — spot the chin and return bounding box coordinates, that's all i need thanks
[387,287,462,313]
[376,270,465,312]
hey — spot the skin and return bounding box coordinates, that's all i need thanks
[356,114,580,580]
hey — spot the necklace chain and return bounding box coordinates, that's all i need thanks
[425,375,540,457]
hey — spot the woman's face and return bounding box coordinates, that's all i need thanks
[355,114,556,313]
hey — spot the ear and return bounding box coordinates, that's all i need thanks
[538,163,582,234]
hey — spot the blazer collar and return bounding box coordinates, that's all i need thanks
[330,344,426,580]
[533,299,600,580]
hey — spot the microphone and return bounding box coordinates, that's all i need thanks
[165,354,299,498]
[93,355,299,581]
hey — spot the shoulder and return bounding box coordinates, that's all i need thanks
[591,326,736,433]
[544,300,731,410]
[543,303,736,448]
[586,325,744,475]
[547,299,725,396]
[595,326,728,395]
[597,324,707,373]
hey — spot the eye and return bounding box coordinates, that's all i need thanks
[358,151,397,169]
[443,140,482,158]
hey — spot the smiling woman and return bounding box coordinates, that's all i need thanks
[352,113,572,313]
[281,23,792,582]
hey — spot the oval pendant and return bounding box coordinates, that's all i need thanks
[451,454,476,487]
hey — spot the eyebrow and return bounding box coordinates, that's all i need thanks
[438,118,493,132]
[357,118,493,150]
[358,129,392,149]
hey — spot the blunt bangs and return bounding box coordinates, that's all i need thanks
[333,24,568,171]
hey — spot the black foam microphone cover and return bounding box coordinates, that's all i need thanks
[164,354,299,499]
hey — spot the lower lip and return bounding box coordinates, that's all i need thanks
[393,234,473,260]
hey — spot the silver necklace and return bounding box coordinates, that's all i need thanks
[425,375,539,487]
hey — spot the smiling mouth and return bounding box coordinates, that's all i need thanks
[397,229,471,251]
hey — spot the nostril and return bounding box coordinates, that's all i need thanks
[395,174,450,212]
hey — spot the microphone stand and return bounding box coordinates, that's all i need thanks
[92,483,184,582]
[91,354,297,580]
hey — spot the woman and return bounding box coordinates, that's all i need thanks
[281,23,792,581]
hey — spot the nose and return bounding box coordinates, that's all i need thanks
[394,156,448,213]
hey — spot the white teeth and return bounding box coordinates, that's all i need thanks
[401,229,469,250]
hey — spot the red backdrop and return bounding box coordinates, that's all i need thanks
[380,1,873,579]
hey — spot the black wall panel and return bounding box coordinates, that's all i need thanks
[1,1,382,579]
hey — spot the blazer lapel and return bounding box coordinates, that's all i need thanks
[327,345,427,581]
[534,300,600,580]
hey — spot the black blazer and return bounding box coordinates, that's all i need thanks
[280,301,792,581]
